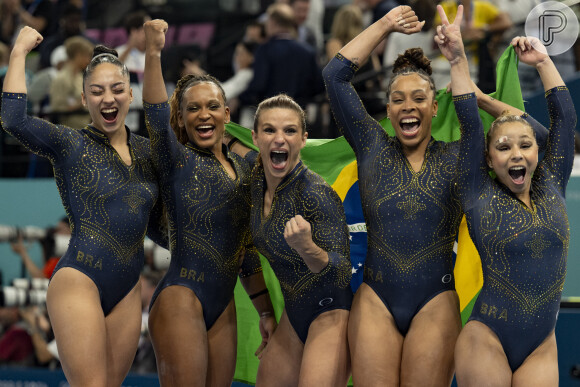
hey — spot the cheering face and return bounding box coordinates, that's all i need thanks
[82,62,133,136]
[178,82,230,152]
[387,73,437,151]
[252,107,307,185]
[487,122,539,196]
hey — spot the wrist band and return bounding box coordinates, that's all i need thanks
[227,137,239,149]
[249,288,269,300]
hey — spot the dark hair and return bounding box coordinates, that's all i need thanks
[386,47,436,100]
[168,74,227,145]
[253,94,306,134]
[246,20,266,41]
[411,0,437,31]
[486,111,535,152]
[123,10,149,34]
[240,41,259,56]
[82,45,130,90]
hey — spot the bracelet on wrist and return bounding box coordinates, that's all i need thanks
[249,288,269,300]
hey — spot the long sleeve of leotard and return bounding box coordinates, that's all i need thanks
[541,87,576,194]
[454,93,488,211]
[323,54,386,162]
[522,113,548,150]
[143,101,184,178]
[1,93,78,164]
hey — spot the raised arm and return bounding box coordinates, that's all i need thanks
[513,36,577,187]
[339,5,424,67]
[322,6,423,158]
[436,5,487,208]
[143,19,169,104]
[3,26,43,93]
[512,36,565,91]
[435,5,473,96]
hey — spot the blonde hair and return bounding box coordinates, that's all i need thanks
[330,5,363,45]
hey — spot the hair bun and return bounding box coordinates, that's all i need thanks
[92,45,118,59]
[392,47,432,75]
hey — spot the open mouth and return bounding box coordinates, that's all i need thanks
[101,108,118,123]
[270,150,288,170]
[196,124,215,139]
[508,166,526,184]
[399,117,421,137]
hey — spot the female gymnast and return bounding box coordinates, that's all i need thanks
[2,27,166,386]
[141,20,276,386]
[436,5,576,386]
[322,6,461,385]
[244,94,353,386]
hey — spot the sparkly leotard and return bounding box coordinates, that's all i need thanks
[250,161,353,343]
[323,54,462,334]
[454,88,575,371]
[1,93,166,315]
[144,101,261,329]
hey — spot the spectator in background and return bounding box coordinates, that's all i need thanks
[244,20,267,44]
[9,217,71,280]
[49,36,93,129]
[291,0,317,51]
[0,306,34,366]
[114,11,151,134]
[19,306,58,368]
[240,3,323,111]
[302,0,324,54]
[116,10,151,78]
[38,4,87,69]
[28,45,67,115]
[222,40,258,126]
[0,0,53,47]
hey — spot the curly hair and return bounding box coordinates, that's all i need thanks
[168,74,227,145]
[385,47,436,100]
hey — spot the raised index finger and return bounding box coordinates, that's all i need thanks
[437,4,450,25]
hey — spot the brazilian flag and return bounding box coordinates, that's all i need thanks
[229,45,523,385]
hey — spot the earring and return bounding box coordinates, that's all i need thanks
[386,116,390,120]
[433,114,437,117]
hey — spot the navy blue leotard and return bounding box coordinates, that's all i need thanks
[1,93,166,315]
[323,54,463,335]
[454,88,575,371]
[250,161,353,343]
[144,101,262,330]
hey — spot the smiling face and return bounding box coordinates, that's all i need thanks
[487,121,538,196]
[178,82,230,153]
[387,73,437,152]
[252,107,307,186]
[82,62,133,136]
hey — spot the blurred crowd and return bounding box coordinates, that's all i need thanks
[1,0,579,177]
[0,216,168,373]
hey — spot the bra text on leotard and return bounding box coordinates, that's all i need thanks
[75,251,103,270]
[180,268,205,283]
[480,303,508,321]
